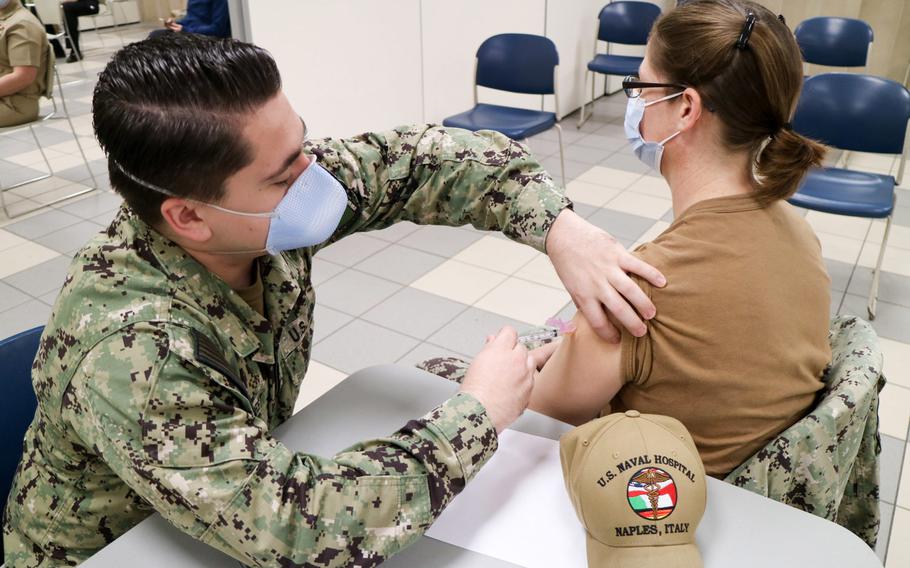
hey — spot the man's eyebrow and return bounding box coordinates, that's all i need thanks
[262,118,307,182]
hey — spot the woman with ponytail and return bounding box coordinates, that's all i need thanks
[530,0,832,477]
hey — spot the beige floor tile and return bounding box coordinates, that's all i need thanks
[898,449,910,510]
[30,183,94,206]
[879,383,910,440]
[4,148,69,168]
[576,166,644,189]
[857,242,910,277]
[0,229,28,252]
[846,151,895,171]
[411,259,507,305]
[514,253,565,290]
[605,192,673,220]
[474,277,571,325]
[0,242,60,279]
[886,507,910,568]
[882,338,910,390]
[565,179,619,207]
[816,231,865,265]
[453,236,539,275]
[293,362,348,414]
[805,211,872,240]
[8,176,73,199]
[626,175,671,199]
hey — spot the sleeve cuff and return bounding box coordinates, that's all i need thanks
[423,392,499,484]
[506,183,573,253]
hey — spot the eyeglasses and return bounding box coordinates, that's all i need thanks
[622,75,689,99]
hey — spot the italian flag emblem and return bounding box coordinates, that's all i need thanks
[627,467,677,521]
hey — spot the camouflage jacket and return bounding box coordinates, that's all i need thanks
[3,125,571,567]
[725,316,884,548]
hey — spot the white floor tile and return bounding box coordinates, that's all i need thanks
[805,211,872,240]
[605,191,673,220]
[514,253,565,290]
[474,277,571,325]
[867,220,910,250]
[632,220,671,248]
[879,383,910,440]
[897,448,910,510]
[847,151,895,171]
[0,242,59,279]
[882,338,910,390]
[411,260,507,305]
[0,229,28,252]
[293,362,348,414]
[452,236,539,275]
[7,176,72,199]
[576,166,644,189]
[886,507,910,568]
[565,179,619,207]
[4,148,69,168]
[626,175,671,199]
[857,241,910,277]
[816,231,864,265]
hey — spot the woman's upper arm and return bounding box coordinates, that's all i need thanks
[529,313,625,426]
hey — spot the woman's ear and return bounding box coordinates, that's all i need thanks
[159,198,213,244]
[676,87,704,133]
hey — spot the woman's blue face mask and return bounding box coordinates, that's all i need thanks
[624,91,684,175]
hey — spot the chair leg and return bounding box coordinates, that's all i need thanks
[29,124,55,177]
[578,70,593,129]
[92,16,106,48]
[867,214,892,320]
[554,123,567,187]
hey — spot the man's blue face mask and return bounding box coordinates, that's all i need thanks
[115,156,349,255]
[624,91,684,175]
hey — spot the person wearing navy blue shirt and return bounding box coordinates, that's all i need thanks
[149,0,230,39]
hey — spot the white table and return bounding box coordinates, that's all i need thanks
[82,365,883,567]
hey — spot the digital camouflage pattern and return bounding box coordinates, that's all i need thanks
[2,124,572,567]
[725,315,884,548]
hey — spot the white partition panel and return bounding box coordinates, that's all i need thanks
[248,0,423,139]
[544,0,608,117]
[421,0,546,124]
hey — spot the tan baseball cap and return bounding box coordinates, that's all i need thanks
[560,410,707,568]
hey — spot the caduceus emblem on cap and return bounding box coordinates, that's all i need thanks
[631,468,672,520]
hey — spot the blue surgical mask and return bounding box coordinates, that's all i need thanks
[624,91,684,174]
[115,156,350,254]
[0,0,12,8]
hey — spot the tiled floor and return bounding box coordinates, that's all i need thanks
[1,23,909,567]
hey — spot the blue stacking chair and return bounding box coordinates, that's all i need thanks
[0,326,42,559]
[789,73,910,319]
[577,1,662,128]
[794,17,874,68]
[443,33,566,186]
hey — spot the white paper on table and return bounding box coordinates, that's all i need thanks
[426,429,588,568]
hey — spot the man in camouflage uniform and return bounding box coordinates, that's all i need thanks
[3,34,664,566]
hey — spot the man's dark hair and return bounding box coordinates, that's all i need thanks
[93,33,282,224]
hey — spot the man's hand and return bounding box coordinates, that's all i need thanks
[459,327,535,434]
[546,209,666,343]
[165,19,183,32]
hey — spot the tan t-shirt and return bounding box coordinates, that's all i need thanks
[0,3,48,99]
[551,194,831,478]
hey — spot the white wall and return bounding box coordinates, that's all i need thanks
[247,0,663,138]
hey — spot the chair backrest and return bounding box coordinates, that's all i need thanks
[33,0,63,27]
[794,17,874,67]
[0,326,43,557]
[475,33,558,96]
[597,1,662,45]
[792,72,910,154]
[725,316,883,547]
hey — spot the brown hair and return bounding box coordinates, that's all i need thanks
[649,0,826,204]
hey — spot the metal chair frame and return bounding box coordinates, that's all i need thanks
[0,49,98,219]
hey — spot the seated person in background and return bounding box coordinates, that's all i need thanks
[0,0,47,127]
[530,0,831,478]
[149,0,231,39]
[61,0,99,62]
